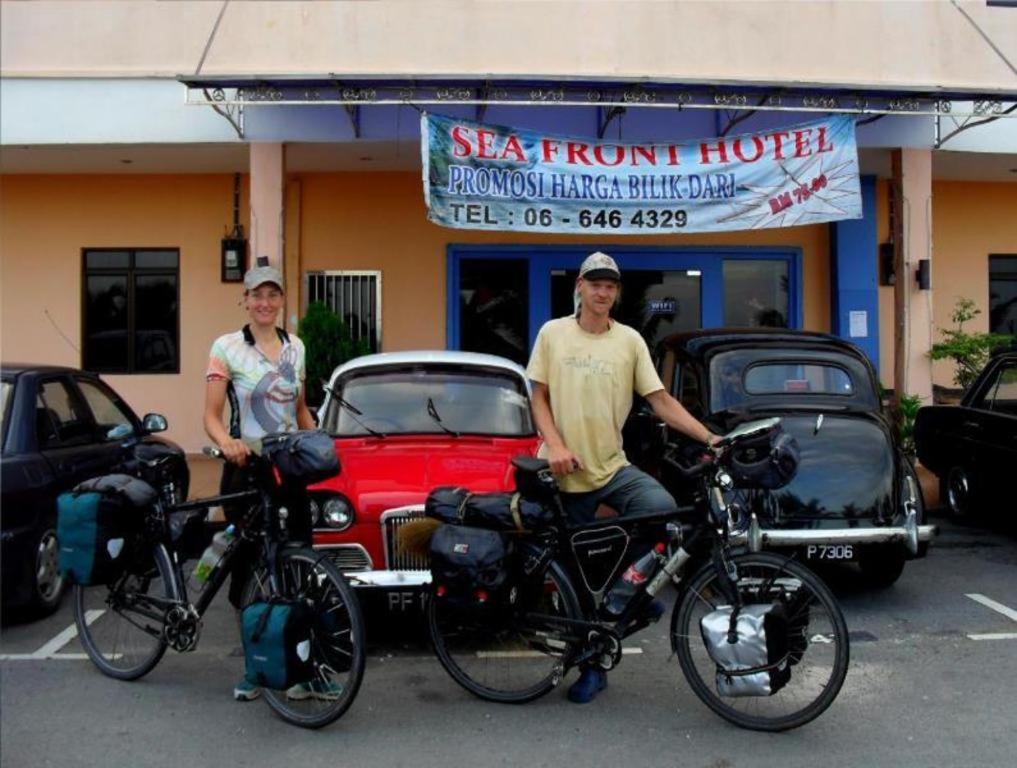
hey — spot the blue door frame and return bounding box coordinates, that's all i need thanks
[447,244,803,351]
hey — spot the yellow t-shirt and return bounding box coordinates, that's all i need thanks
[526,316,664,493]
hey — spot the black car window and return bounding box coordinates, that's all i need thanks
[983,362,1017,416]
[76,378,134,440]
[36,380,93,449]
[678,363,706,418]
[0,379,12,446]
[742,363,854,396]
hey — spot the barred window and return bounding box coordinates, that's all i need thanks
[306,271,381,352]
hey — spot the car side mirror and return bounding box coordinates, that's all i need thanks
[142,413,168,433]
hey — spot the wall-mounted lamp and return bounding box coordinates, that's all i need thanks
[916,258,931,291]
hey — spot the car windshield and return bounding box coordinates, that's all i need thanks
[0,379,12,444]
[323,366,535,437]
[711,352,857,411]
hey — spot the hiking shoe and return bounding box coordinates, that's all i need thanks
[233,679,261,701]
[567,668,607,704]
[286,680,344,701]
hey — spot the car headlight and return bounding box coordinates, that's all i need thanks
[313,496,355,531]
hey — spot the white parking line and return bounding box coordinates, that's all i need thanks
[0,610,104,661]
[966,594,1017,641]
[477,647,643,659]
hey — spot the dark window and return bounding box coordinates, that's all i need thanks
[36,380,93,448]
[989,255,1017,335]
[0,379,12,444]
[459,259,528,366]
[723,260,789,328]
[973,361,1017,416]
[83,249,179,374]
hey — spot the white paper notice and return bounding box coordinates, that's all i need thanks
[849,310,868,338]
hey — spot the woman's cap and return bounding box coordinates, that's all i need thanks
[579,251,621,282]
[244,256,284,292]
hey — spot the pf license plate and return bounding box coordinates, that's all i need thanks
[805,544,856,561]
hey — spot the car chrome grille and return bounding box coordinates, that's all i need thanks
[382,506,429,571]
[319,545,372,573]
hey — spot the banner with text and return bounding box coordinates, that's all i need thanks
[422,113,861,234]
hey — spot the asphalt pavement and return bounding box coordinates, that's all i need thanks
[2,512,1015,768]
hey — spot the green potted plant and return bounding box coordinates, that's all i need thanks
[929,297,1014,390]
[297,301,371,408]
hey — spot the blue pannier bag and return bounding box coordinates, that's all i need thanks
[241,600,315,690]
[57,474,157,586]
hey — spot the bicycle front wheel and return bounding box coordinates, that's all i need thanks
[428,555,582,704]
[74,542,178,680]
[241,547,365,729]
[672,552,849,732]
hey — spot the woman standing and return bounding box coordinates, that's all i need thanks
[203,257,317,701]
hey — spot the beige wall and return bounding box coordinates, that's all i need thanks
[877,179,1017,392]
[1,170,831,451]
[3,1,1015,93]
[0,174,247,452]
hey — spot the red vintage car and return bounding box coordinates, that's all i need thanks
[308,351,539,612]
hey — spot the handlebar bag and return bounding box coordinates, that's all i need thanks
[699,603,792,697]
[725,429,800,490]
[241,600,315,690]
[429,524,510,602]
[261,429,340,485]
[57,474,157,586]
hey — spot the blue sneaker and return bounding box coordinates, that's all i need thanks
[567,668,607,704]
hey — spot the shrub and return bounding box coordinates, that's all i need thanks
[297,302,371,407]
[929,298,1014,390]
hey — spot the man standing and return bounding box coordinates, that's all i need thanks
[526,251,718,703]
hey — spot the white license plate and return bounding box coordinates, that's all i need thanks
[805,544,856,561]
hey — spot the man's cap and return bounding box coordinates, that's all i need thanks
[244,256,284,292]
[579,251,621,282]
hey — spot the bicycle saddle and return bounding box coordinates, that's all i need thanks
[511,456,557,503]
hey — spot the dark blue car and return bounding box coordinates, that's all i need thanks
[1,365,187,616]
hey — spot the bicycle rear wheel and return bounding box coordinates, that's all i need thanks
[428,555,582,704]
[241,547,365,729]
[672,552,849,732]
[74,542,178,680]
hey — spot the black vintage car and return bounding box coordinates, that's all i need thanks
[627,329,936,587]
[1,364,187,616]
[915,347,1017,521]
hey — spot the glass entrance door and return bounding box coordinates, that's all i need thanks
[550,268,702,351]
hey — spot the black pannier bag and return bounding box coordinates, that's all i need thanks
[241,600,315,690]
[425,486,553,532]
[699,603,792,697]
[57,474,158,586]
[261,429,340,485]
[429,524,510,602]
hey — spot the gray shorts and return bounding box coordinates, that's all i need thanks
[559,464,678,527]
